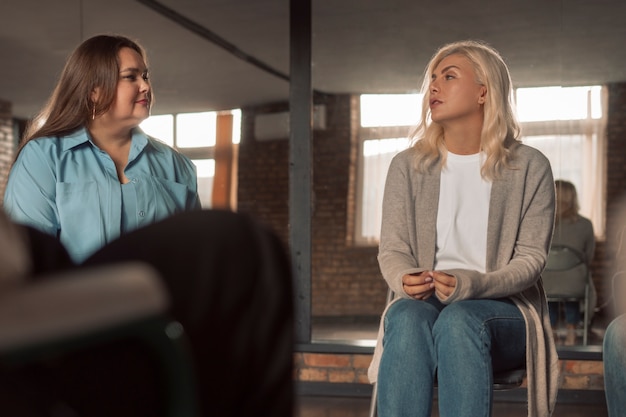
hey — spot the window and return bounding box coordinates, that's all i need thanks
[356,87,606,244]
[176,112,217,148]
[355,94,422,244]
[192,159,216,208]
[140,114,174,146]
[517,86,606,238]
[140,109,241,209]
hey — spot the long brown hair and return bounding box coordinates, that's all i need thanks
[17,34,150,158]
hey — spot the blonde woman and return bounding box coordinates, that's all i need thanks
[368,40,558,417]
[549,179,595,345]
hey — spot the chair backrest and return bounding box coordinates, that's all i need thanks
[0,212,30,289]
[542,244,589,298]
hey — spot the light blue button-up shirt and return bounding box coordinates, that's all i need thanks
[4,127,201,262]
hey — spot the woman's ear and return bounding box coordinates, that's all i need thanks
[478,86,487,104]
[90,87,101,104]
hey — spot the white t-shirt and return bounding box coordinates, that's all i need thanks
[435,152,492,273]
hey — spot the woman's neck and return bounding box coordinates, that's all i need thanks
[88,120,133,150]
[442,122,482,155]
[87,121,133,184]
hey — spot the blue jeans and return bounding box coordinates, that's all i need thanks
[604,314,626,417]
[377,297,526,417]
[548,301,581,325]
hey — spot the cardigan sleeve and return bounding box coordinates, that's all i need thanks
[377,151,426,297]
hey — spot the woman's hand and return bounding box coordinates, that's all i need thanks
[432,271,457,301]
[402,271,435,300]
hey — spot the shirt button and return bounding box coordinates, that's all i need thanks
[139,211,145,217]
[131,178,137,183]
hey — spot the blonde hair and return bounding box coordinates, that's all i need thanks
[410,40,521,180]
[17,34,150,158]
[555,179,580,222]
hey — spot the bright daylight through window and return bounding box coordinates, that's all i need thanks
[140,109,241,209]
[357,86,606,244]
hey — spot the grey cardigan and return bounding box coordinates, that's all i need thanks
[368,143,559,417]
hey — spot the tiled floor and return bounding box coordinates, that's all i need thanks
[295,395,608,417]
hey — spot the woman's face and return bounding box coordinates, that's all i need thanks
[99,47,151,130]
[556,187,573,216]
[428,54,486,127]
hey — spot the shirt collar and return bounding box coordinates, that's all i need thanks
[60,127,91,151]
[60,127,152,155]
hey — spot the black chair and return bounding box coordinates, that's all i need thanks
[367,289,526,417]
[0,262,198,417]
[542,244,591,345]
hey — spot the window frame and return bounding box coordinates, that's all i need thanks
[140,109,240,209]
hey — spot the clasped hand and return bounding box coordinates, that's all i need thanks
[402,270,456,301]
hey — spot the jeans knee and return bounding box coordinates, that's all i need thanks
[604,315,626,362]
[384,299,439,343]
[432,303,485,347]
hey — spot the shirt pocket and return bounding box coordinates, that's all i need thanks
[56,181,104,262]
[148,177,193,219]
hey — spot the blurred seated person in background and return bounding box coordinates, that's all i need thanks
[0,34,293,417]
[548,179,595,345]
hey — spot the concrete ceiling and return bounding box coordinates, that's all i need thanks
[1,0,625,119]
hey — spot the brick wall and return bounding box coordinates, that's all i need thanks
[294,351,606,391]
[0,99,14,202]
[598,82,626,313]
[238,94,386,317]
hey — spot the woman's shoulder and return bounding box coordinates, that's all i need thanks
[511,141,551,168]
[143,135,196,170]
[513,141,548,159]
[145,135,173,152]
[18,130,89,160]
[391,146,418,164]
[143,133,183,156]
[576,214,594,229]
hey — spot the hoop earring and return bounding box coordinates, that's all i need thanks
[92,103,96,120]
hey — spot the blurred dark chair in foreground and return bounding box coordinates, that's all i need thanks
[0,262,198,417]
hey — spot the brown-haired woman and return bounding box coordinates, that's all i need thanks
[2,34,293,417]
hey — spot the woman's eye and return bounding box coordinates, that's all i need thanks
[142,73,150,81]
[122,75,137,81]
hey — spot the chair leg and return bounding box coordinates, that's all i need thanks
[583,284,590,346]
[368,382,378,417]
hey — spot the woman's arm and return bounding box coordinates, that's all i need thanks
[4,141,59,237]
[377,151,426,297]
